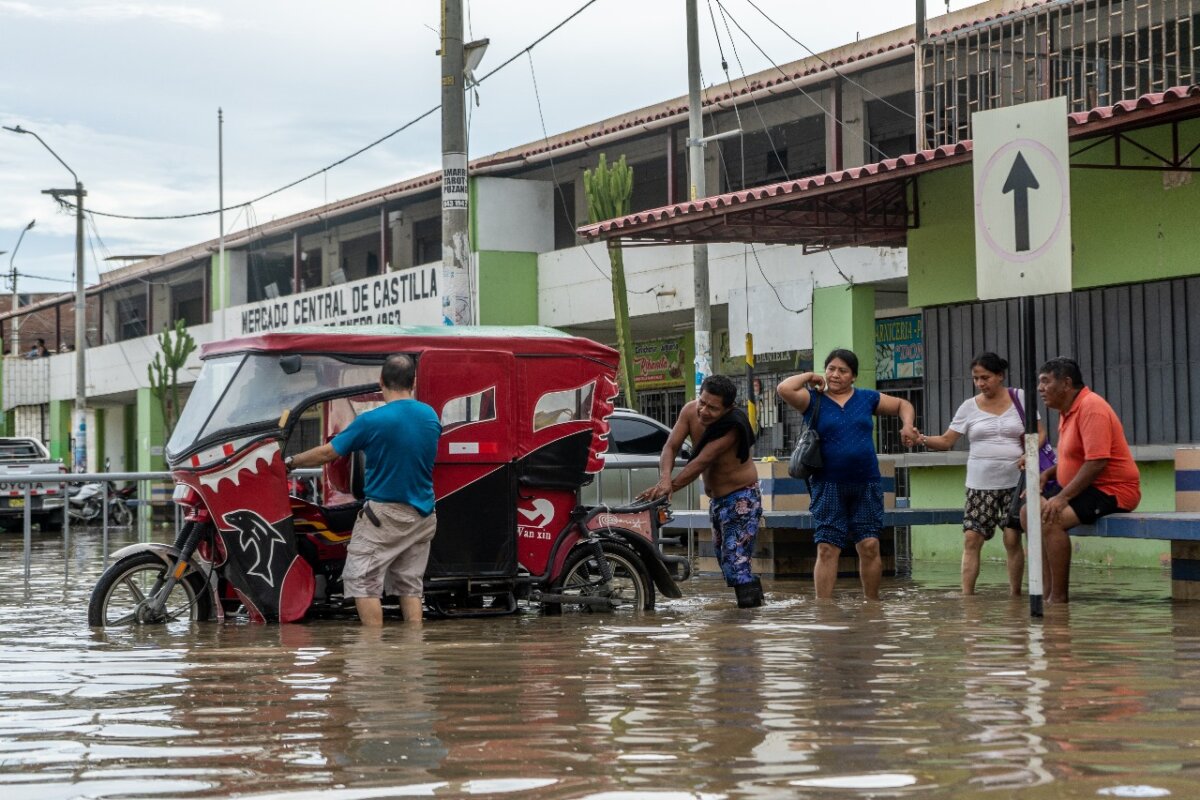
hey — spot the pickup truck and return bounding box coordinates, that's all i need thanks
[0,437,66,531]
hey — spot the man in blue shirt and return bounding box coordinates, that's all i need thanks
[287,354,441,626]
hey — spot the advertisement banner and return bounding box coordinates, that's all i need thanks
[633,337,687,389]
[875,314,924,381]
[225,264,442,336]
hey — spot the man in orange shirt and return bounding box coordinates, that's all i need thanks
[1026,357,1140,604]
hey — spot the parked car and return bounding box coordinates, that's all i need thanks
[588,409,695,507]
[0,437,66,531]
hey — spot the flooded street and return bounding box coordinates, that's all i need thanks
[3,528,1200,799]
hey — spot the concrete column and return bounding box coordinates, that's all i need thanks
[135,387,166,473]
[48,399,72,464]
[812,284,877,390]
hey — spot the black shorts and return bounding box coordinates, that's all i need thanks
[1065,485,1123,525]
[1010,476,1121,530]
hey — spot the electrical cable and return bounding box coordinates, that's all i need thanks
[51,0,604,223]
[525,50,659,295]
[713,1,894,163]
[739,0,915,121]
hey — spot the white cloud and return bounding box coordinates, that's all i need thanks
[0,1,220,29]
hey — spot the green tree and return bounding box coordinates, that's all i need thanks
[147,319,197,437]
[583,153,637,406]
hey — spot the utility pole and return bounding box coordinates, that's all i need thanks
[915,0,928,150]
[8,219,35,356]
[441,0,472,325]
[685,0,712,399]
[218,108,226,340]
[4,124,89,470]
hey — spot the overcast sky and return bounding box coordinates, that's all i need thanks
[0,0,974,295]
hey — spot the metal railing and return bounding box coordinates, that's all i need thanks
[6,462,699,582]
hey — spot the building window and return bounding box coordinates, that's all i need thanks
[171,280,205,327]
[413,217,442,265]
[553,180,577,250]
[248,249,293,302]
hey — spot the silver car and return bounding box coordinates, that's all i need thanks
[585,409,696,508]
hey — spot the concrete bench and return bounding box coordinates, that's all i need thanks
[664,508,963,579]
[1073,512,1200,600]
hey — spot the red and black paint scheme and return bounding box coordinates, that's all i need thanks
[138,325,682,624]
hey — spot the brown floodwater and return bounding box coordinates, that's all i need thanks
[2,527,1198,800]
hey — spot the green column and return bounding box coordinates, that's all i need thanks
[136,388,166,472]
[812,284,877,390]
[48,400,72,463]
[210,251,228,316]
[93,408,106,471]
[476,251,539,325]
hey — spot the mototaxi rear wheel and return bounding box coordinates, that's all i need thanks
[88,551,212,627]
[549,540,654,614]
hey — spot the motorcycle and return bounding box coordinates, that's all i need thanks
[87,326,688,627]
[69,479,135,527]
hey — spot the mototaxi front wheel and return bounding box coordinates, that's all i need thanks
[550,540,655,614]
[88,551,212,627]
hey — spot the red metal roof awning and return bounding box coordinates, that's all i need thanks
[578,86,1200,249]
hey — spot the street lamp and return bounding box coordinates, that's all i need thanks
[4,124,88,471]
[8,219,37,356]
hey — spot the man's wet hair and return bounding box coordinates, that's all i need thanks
[381,354,416,391]
[701,375,737,408]
[824,348,859,377]
[1038,357,1085,389]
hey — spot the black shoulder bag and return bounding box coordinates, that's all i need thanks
[787,390,823,480]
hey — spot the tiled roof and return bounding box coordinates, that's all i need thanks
[579,85,1200,244]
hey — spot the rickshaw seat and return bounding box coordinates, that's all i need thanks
[320,501,364,534]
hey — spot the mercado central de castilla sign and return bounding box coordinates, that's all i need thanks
[227,264,443,335]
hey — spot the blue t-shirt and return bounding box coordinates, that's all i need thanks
[803,388,882,484]
[331,398,441,515]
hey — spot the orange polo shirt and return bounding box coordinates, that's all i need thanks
[1057,387,1141,511]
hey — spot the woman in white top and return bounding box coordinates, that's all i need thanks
[915,353,1044,596]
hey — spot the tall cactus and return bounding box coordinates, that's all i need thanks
[583,154,637,406]
[147,319,197,437]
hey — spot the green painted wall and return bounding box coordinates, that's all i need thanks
[1071,119,1200,287]
[907,165,978,307]
[909,460,1176,569]
[813,283,877,390]
[907,120,1200,306]
[135,388,166,472]
[48,400,71,463]
[210,252,228,314]
[476,251,539,325]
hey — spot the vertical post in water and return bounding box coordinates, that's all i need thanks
[1024,295,1044,617]
[686,0,712,397]
[23,483,32,581]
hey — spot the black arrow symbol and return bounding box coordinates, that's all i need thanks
[1002,151,1039,252]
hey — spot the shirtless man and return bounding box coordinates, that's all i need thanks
[639,375,762,607]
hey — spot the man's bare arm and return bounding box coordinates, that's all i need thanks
[665,429,739,493]
[639,408,693,500]
[288,443,339,470]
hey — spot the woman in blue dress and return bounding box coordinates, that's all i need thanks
[778,349,918,600]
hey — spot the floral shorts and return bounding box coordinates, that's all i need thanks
[708,484,763,587]
[963,487,1019,540]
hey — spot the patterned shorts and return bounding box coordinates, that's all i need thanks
[963,487,1019,540]
[810,480,884,550]
[708,484,763,587]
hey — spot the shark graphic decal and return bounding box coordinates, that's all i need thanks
[518,497,555,529]
[223,509,289,588]
[199,441,280,492]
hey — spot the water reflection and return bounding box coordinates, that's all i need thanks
[3,530,1200,798]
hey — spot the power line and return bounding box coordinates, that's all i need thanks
[713,0,894,163]
[738,0,915,121]
[50,0,604,223]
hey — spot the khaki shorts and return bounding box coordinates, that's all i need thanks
[341,502,436,599]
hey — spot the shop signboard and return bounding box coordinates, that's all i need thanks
[633,337,687,389]
[225,264,442,336]
[875,314,923,381]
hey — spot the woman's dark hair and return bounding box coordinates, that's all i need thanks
[970,352,1009,375]
[824,348,859,377]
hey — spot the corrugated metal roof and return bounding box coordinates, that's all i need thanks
[578,85,1200,246]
